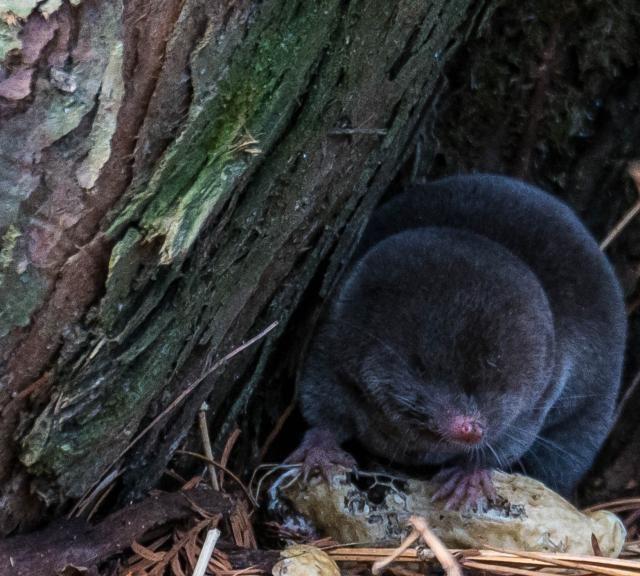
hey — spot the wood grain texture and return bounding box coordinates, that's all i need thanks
[0,0,477,531]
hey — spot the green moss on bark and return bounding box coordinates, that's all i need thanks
[20,0,475,498]
[0,226,48,338]
[109,1,343,264]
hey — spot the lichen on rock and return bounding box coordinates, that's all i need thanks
[271,467,626,557]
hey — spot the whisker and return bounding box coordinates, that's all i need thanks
[505,427,580,467]
[532,435,580,465]
[485,441,504,469]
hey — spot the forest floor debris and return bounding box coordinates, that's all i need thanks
[1,468,640,576]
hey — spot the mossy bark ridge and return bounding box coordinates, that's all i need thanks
[0,0,476,532]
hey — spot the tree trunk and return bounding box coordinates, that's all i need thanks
[0,0,483,532]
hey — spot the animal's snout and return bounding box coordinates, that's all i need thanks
[448,414,485,444]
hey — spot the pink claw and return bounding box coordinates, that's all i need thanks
[431,467,497,511]
[285,428,356,481]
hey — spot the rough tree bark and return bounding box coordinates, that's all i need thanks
[0,0,486,533]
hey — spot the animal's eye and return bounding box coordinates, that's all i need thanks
[404,407,423,419]
[410,353,426,374]
[462,378,478,393]
[401,405,428,424]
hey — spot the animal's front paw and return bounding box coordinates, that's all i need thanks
[285,427,356,481]
[431,466,497,511]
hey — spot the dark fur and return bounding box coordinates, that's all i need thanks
[299,174,626,494]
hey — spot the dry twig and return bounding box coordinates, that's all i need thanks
[601,161,640,250]
[329,546,640,576]
[229,499,258,549]
[198,402,220,491]
[177,450,258,507]
[409,516,462,576]
[371,515,462,576]
[584,497,640,514]
[220,427,242,490]
[370,531,420,574]
[258,400,295,461]
[192,528,221,576]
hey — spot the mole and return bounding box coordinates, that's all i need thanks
[286,174,626,509]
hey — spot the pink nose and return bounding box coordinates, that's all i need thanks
[449,415,484,444]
